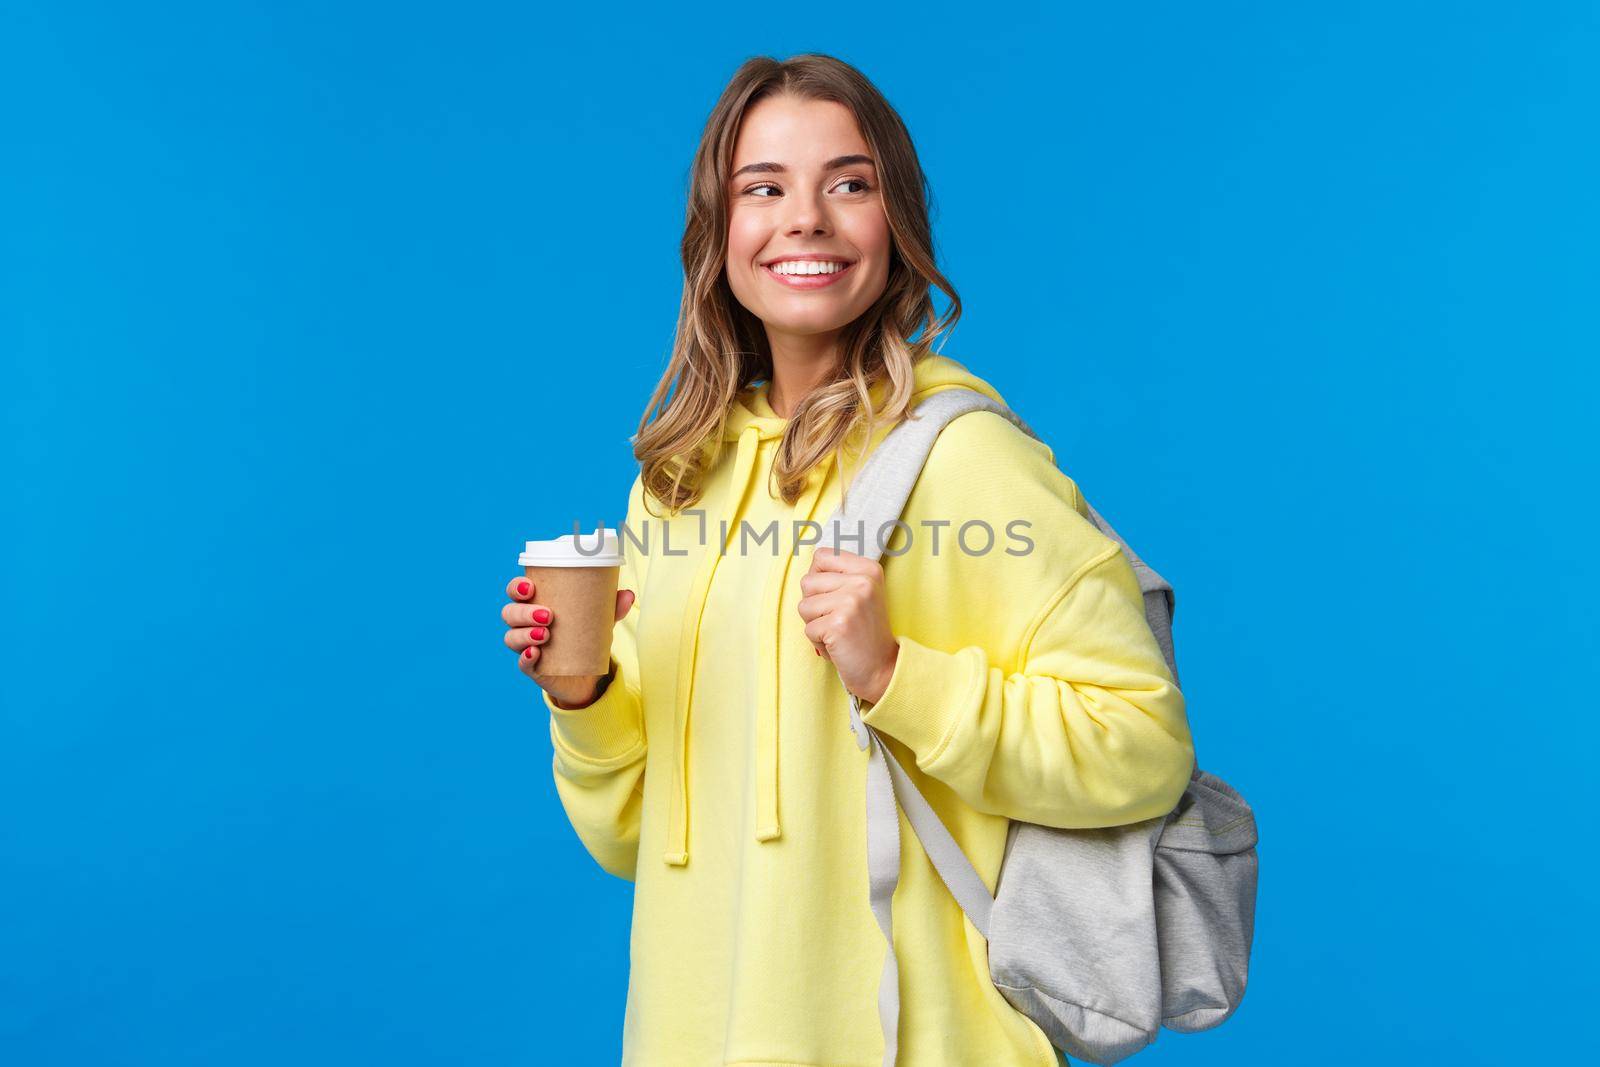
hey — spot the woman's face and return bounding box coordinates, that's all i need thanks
[724,94,891,344]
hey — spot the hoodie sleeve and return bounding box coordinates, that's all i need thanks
[856,411,1193,828]
[544,476,649,882]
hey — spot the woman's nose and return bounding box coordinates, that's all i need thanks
[783,192,831,236]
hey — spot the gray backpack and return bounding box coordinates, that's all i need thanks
[816,388,1259,1067]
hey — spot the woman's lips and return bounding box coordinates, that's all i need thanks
[762,261,856,290]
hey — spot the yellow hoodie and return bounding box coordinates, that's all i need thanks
[544,354,1194,1067]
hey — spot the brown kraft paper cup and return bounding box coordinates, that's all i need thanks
[523,563,619,676]
[518,529,625,678]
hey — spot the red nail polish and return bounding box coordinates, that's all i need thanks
[533,608,550,624]
[516,581,530,596]
[531,626,547,641]
[522,647,533,659]
[815,646,821,655]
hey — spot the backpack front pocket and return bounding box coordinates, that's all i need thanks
[989,816,1168,1065]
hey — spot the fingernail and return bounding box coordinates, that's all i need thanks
[522,647,533,659]
[532,608,550,624]
[815,646,821,655]
[516,581,530,596]
[531,626,547,641]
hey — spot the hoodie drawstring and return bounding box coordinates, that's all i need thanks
[665,423,763,866]
[754,450,834,842]
[663,417,839,866]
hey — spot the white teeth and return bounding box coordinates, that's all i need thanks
[769,260,848,276]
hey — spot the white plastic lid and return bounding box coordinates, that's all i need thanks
[518,527,625,568]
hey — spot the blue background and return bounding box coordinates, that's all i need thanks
[4,2,1595,1063]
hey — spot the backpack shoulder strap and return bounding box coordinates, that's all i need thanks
[1080,497,1181,689]
[813,390,1025,1064]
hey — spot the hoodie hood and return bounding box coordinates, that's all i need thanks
[662,354,1010,867]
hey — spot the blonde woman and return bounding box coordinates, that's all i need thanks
[501,53,1193,1067]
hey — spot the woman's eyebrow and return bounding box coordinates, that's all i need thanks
[730,154,876,178]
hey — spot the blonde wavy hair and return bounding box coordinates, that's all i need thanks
[633,53,962,515]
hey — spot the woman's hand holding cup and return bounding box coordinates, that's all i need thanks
[504,574,635,709]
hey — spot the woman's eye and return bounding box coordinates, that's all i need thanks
[743,179,871,198]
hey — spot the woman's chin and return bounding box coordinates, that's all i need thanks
[753,270,881,332]
[760,306,862,337]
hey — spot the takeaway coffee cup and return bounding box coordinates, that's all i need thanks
[518,528,625,677]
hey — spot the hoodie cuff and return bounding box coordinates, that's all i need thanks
[543,656,645,764]
[858,634,984,764]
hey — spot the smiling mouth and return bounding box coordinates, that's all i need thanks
[761,260,857,289]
